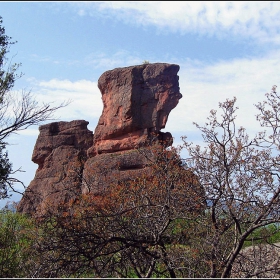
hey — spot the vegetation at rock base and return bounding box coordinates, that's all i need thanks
[0,209,38,277]
[28,86,280,278]
[1,15,280,278]
[32,142,205,278]
[2,86,280,277]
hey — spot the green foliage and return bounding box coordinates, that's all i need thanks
[0,144,11,199]
[0,17,15,199]
[244,223,280,247]
[0,210,36,277]
[0,16,21,101]
[1,15,280,279]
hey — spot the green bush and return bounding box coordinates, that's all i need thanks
[0,210,36,277]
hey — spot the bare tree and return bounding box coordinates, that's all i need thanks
[34,87,280,278]
[181,90,280,277]
[0,16,68,199]
[0,90,68,142]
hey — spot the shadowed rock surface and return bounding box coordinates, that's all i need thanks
[17,63,182,215]
[82,148,151,195]
[17,120,93,215]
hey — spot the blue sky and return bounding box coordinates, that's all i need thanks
[1,1,280,205]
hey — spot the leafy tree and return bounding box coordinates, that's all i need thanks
[0,16,67,199]
[0,144,11,199]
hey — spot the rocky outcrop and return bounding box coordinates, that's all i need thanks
[17,120,93,215]
[82,149,151,195]
[88,63,182,156]
[17,63,183,215]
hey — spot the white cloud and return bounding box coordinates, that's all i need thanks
[28,51,280,144]
[69,1,280,44]
[164,51,280,144]
[39,79,96,93]
[30,78,103,132]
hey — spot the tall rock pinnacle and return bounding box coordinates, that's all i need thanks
[89,63,182,155]
[17,63,182,215]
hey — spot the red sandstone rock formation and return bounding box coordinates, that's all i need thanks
[88,63,182,156]
[83,63,182,195]
[17,120,93,215]
[17,63,182,215]
[82,148,151,195]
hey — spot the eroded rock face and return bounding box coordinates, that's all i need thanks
[17,63,182,215]
[17,120,93,215]
[82,149,151,195]
[88,63,182,156]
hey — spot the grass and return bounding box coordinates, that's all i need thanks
[244,223,280,247]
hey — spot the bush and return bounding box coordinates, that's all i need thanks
[0,210,37,277]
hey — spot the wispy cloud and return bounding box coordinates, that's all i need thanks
[165,51,280,142]
[23,47,280,147]
[83,50,143,70]
[7,48,280,191]
[30,54,81,66]
[29,50,144,71]
[67,2,280,44]
[29,78,103,132]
